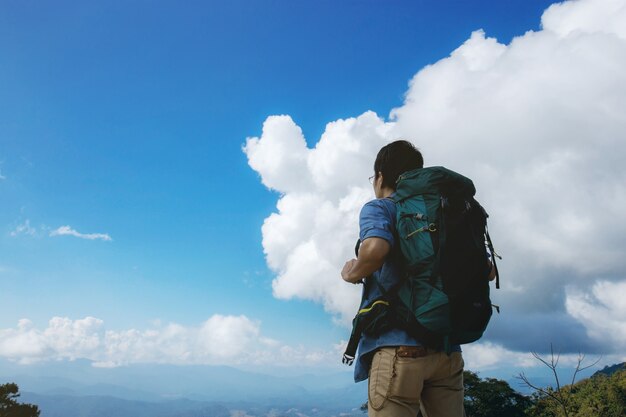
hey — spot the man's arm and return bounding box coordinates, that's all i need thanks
[341,237,391,283]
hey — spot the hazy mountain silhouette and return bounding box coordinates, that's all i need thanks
[2,358,366,416]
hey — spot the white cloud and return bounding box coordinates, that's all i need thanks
[542,0,626,39]
[0,316,342,368]
[244,116,312,194]
[463,342,540,370]
[49,225,112,241]
[245,112,394,320]
[9,220,36,237]
[245,0,626,355]
[565,280,626,346]
[463,340,625,373]
[9,222,113,241]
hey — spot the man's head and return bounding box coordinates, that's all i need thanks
[373,140,423,191]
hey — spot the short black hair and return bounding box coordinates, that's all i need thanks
[374,140,424,189]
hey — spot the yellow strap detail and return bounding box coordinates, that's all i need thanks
[358,300,389,315]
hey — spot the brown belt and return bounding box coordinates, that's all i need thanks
[396,345,429,358]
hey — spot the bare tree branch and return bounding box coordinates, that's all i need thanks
[516,373,562,404]
[550,344,564,397]
[570,352,602,392]
[517,345,602,417]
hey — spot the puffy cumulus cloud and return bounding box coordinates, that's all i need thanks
[542,0,626,39]
[565,280,626,348]
[246,0,626,355]
[244,116,312,193]
[245,111,394,320]
[0,317,102,364]
[44,317,103,360]
[390,0,626,353]
[0,316,341,368]
[463,342,538,370]
[50,225,112,241]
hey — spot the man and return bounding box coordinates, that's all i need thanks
[341,140,466,417]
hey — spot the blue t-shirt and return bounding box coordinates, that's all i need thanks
[353,197,420,383]
[353,197,462,382]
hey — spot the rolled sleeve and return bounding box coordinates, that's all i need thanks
[359,199,395,248]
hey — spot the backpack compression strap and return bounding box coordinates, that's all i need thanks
[343,239,366,365]
[343,238,399,365]
[485,228,501,289]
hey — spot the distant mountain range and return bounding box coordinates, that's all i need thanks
[20,392,366,417]
[1,358,367,417]
[592,362,626,378]
[8,360,623,417]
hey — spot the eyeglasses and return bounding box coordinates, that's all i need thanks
[368,175,375,184]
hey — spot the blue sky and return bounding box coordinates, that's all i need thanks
[3,0,625,378]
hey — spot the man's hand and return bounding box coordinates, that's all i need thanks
[342,259,359,283]
[341,237,390,284]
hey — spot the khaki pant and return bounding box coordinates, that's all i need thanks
[368,347,465,417]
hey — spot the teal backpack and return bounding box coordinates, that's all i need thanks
[343,166,500,365]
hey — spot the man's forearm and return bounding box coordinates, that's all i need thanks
[342,237,390,283]
[344,258,384,283]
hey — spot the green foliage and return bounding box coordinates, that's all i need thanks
[463,371,531,417]
[527,369,626,417]
[0,383,40,417]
